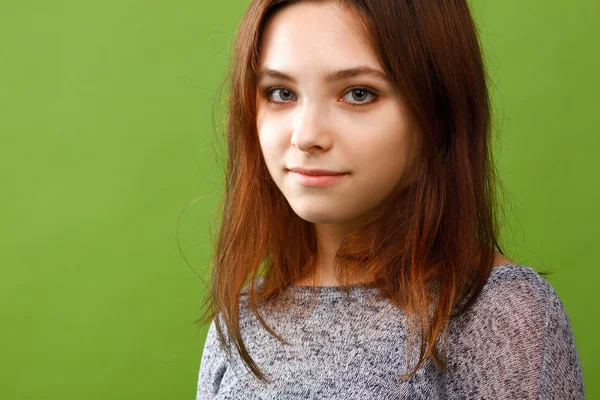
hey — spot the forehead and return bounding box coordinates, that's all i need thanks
[257,2,380,71]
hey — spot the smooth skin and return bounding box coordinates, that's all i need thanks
[255,1,512,286]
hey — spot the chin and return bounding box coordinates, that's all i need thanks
[289,207,336,224]
[288,204,351,225]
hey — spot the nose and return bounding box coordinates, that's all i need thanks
[290,103,333,153]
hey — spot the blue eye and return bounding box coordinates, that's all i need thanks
[262,86,379,107]
[266,88,296,103]
[342,88,377,105]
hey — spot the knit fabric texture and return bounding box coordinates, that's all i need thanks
[196,264,585,399]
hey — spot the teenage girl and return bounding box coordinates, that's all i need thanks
[195,1,585,398]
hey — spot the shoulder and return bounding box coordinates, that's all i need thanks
[447,263,573,355]
[483,263,559,308]
[446,263,571,350]
[459,263,562,324]
[444,264,584,397]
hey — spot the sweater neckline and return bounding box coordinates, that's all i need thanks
[289,263,520,292]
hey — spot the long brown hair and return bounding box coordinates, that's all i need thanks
[192,0,550,384]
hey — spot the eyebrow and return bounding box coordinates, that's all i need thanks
[256,66,389,85]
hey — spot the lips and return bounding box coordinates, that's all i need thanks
[289,170,349,187]
[288,168,347,176]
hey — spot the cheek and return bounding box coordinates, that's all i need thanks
[257,119,287,167]
[348,119,413,169]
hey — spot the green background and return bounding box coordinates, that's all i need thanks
[1,0,597,398]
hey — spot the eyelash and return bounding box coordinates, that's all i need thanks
[261,86,380,107]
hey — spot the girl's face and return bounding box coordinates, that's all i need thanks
[256,1,420,227]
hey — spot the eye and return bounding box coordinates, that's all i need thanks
[261,86,379,107]
[264,88,296,104]
[341,87,378,106]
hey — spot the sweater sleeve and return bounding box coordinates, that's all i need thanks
[537,281,586,399]
[196,318,228,400]
[444,269,585,399]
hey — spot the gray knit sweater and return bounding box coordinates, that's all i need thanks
[196,264,585,399]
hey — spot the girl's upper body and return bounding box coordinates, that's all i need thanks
[194,0,585,398]
[196,263,585,399]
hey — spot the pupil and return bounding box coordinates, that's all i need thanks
[353,89,367,101]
